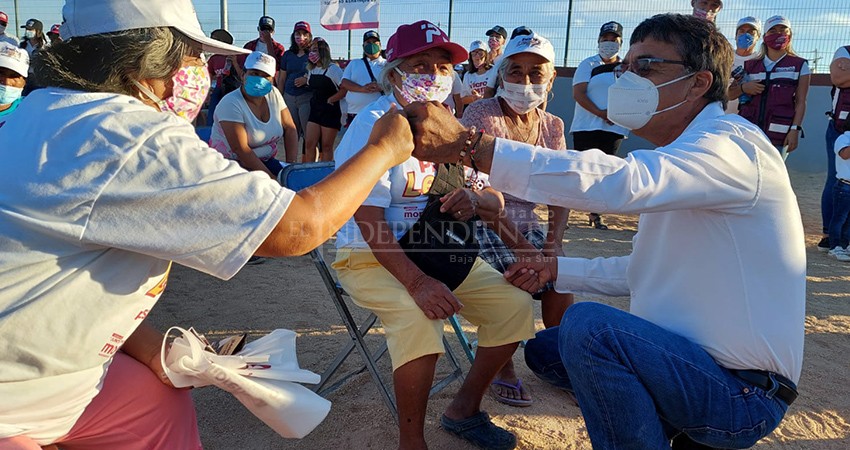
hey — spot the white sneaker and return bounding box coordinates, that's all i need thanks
[828,247,850,262]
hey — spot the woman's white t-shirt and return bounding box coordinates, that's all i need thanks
[335,94,436,249]
[463,70,491,97]
[209,87,288,161]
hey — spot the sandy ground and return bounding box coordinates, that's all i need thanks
[151,170,850,449]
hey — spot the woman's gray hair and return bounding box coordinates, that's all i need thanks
[378,57,406,94]
[32,27,197,96]
[496,55,556,87]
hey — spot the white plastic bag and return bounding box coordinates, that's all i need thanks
[162,327,331,439]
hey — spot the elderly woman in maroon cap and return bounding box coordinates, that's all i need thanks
[332,20,532,450]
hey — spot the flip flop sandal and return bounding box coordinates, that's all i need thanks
[440,411,517,450]
[490,379,533,407]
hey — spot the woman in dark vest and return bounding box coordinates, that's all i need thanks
[304,37,345,162]
[738,15,810,160]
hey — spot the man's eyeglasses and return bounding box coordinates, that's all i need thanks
[614,58,688,78]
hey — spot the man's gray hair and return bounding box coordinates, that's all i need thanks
[32,27,197,97]
[378,57,406,95]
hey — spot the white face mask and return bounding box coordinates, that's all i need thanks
[24,30,35,39]
[598,41,620,59]
[498,81,548,114]
[607,70,694,130]
[0,24,7,34]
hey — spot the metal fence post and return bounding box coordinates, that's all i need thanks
[563,0,573,67]
[220,0,228,30]
[14,0,20,34]
[448,0,454,39]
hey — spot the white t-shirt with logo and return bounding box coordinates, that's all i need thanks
[0,88,294,444]
[209,87,288,161]
[463,70,491,98]
[335,94,437,248]
[570,54,629,136]
[342,56,387,114]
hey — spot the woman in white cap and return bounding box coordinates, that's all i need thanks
[461,40,491,106]
[209,50,298,177]
[0,43,27,118]
[0,0,414,447]
[739,15,810,159]
[332,20,532,450]
[460,32,573,409]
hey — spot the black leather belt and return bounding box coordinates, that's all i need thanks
[731,370,798,406]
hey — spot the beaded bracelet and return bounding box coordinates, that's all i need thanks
[459,126,477,161]
[469,129,485,173]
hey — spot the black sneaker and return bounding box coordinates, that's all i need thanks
[817,237,830,253]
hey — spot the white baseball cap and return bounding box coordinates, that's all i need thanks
[0,43,29,78]
[468,40,488,53]
[60,0,249,55]
[245,51,276,77]
[764,15,791,33]
[502,32,555,63]
[736,16,762,34]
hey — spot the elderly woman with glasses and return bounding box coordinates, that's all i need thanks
[0,0,414,447]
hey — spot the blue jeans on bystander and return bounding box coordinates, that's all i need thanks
[828,181,850,250]
[822,122,841,234]
[524,302,790,449]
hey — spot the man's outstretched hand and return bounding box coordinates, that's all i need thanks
[404,101,469,164]
[504,249,558,294]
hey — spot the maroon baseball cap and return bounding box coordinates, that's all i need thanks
[49,24,62,35]
[385,20,467,65]
[294,21,311,33]
[0,12,8,25]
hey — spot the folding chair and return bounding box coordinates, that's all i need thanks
[278,162,473,419]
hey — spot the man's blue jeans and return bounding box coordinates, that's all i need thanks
[524,302,790,449]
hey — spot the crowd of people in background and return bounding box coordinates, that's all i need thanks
[0,0,848,449]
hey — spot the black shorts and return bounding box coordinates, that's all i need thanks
[308,100,342,130]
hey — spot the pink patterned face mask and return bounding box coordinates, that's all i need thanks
[392,68,453,104]
[133,63,211,122]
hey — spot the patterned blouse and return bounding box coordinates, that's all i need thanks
[460,97,567,232]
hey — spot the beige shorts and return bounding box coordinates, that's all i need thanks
[332,248,535,371]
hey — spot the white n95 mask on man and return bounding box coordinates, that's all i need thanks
[607,70,693,130]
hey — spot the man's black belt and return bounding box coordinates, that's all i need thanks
[731,370,798,406]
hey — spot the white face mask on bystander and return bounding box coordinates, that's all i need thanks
[498,81,547,114]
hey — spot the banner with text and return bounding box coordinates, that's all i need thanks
[320,0,379,31]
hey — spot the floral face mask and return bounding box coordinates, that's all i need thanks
[392,68,453,104]
[133,63,211,122]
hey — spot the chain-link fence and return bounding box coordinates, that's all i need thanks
[2,0,848,71]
